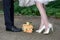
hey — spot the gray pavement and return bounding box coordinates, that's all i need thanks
[0,15,60,40]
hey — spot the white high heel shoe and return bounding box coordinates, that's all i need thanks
[36,25,45,33]
[43,23,53,34]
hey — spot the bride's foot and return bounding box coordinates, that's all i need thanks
[36,25,45,33]
[43,23,53,34]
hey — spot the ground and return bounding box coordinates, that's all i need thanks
[0,15,60,40]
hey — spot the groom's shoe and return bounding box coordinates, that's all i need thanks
[6,26,22,32]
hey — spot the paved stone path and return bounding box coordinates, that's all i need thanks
[0,15,60,40]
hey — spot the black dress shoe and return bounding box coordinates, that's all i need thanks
[6,26,22,32]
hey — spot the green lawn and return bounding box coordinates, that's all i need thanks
[14,1,60,18]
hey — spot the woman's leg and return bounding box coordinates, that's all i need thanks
[39,17,44,29]
[35,2,49,30]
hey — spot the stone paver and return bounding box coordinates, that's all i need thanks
[0,15,60,40]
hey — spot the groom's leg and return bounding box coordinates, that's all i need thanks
[3,0,13,29]
[3,0,22,32]
[10,0,14,26]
